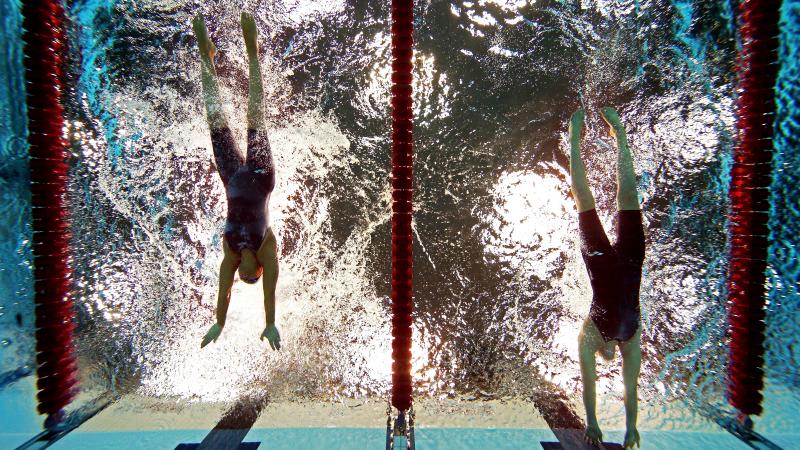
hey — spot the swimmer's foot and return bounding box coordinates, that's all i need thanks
[241,12,259,58]
[600,106,624,138]
[624,427,640,448]
[192,14,217,63]
[585,422,604,448]
[569,108,586,146]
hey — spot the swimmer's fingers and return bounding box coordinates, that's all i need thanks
[201,323,223,348]
[584,425,604,449]
[624,428,640,448]
[584,436,602,449]
[259,328,269,344]
[260,325,281,351]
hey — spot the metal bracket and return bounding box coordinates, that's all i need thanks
[386,405,415,450]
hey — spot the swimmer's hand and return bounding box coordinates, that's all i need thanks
[260,324,281,350]
[201,323,223,348]
[584,422,604,449]
[624,427,640,448]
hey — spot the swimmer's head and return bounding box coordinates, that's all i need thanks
[238,249,263,284]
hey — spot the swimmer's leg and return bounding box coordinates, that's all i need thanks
[620,327,642,448]
[601,107,639,211]
[578,318,604,447]
[193,14,227,130]
[242,12,266,133]
[242,12,275,187]
[193,14,243,185]
[257,229,281,350]
[569,109,596,213]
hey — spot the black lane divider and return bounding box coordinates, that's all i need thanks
[541,440,624,450]
[175,443,259,450]
[0,366,34,390]
[702,407,784,450]
[524,379,622,450]
[175,393,268,450]
[15,395,114,450]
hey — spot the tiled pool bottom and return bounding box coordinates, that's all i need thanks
[0,427,755,450]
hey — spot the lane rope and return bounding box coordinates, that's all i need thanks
[727,0,781,417]
[390,0,414,414]
[22,0,79,427]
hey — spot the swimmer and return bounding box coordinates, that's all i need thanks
[193,13,281,351]
[570,107,642,448]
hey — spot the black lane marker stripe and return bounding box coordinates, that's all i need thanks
[526,378,611,450]
[176,393,268,450]
[15,395,114,450]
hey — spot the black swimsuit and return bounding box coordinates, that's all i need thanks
[578,209,645,342]
[211,128,275,252]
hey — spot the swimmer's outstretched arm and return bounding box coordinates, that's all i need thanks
[241,13,281,351]
[578,319,604,447]
[257,230,280,350]
[569,109,596,213]
[201,238,240,348]
[620,329,642,448]
[601,107,639,211]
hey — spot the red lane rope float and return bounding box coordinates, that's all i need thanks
[727,0,781,417]
[390,0,414,413]
[21,0,79,425]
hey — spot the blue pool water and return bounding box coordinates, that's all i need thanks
[1,0,799,448]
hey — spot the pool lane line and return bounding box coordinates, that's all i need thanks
[14,394,114,450]
[701,407,784,450]
[389,0,415,420]
[0,366,34,390]
[529,381,639,449]
[175,392,268,450]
